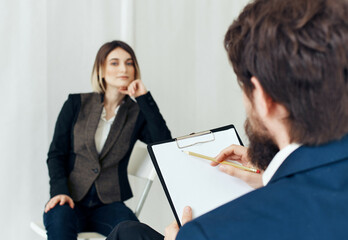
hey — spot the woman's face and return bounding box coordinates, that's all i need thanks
[103,47,135,91]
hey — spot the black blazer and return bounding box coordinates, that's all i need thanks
[47,92,171,203]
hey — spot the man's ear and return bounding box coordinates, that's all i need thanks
[250,76,273,118]
[251,76,288,121]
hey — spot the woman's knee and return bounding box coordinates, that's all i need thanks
[44,204,77,230]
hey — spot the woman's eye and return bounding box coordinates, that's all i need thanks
[126,62,134,66]
[111,62,118,66]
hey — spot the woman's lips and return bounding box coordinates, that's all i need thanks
[118,76,129,79]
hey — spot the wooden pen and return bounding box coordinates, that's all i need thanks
[183,150,260,173]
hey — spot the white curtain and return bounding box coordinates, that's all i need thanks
[0,0,48,239]
[0,0,249,238]
[132,0,250,232]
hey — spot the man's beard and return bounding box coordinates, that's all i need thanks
[245,117,279,171]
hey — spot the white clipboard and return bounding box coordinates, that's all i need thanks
[147,124,253,226]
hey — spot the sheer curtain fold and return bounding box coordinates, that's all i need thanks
[0,0,48,239]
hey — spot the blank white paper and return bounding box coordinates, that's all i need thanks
[151,128,254,224]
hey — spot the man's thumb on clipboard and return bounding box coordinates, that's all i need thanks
[182,206,192,225]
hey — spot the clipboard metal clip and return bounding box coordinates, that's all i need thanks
[175,130,215,149]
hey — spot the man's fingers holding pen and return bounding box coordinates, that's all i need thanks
[211,144,246,166]
[219,164,264,189]
[215,144,248,161]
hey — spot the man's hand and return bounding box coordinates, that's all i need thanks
[213,144,264,189]
[164,206,192,240]
[44,194,74,213]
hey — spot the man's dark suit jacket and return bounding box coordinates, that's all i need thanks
[177,134,348,239]
[47,92,171,204]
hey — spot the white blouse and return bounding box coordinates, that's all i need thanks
[94,106,121,154]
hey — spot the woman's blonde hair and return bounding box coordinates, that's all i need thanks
[91,40,141,93]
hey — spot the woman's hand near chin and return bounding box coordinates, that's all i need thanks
[118,79,148,97]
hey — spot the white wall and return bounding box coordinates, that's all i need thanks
[47,0,123,139]
[134,0,248,137]
[133,0,250,233]
[0,0,250,238]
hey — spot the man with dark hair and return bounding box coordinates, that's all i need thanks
[107,0,348,239]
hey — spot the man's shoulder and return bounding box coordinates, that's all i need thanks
[271,134,348,183]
